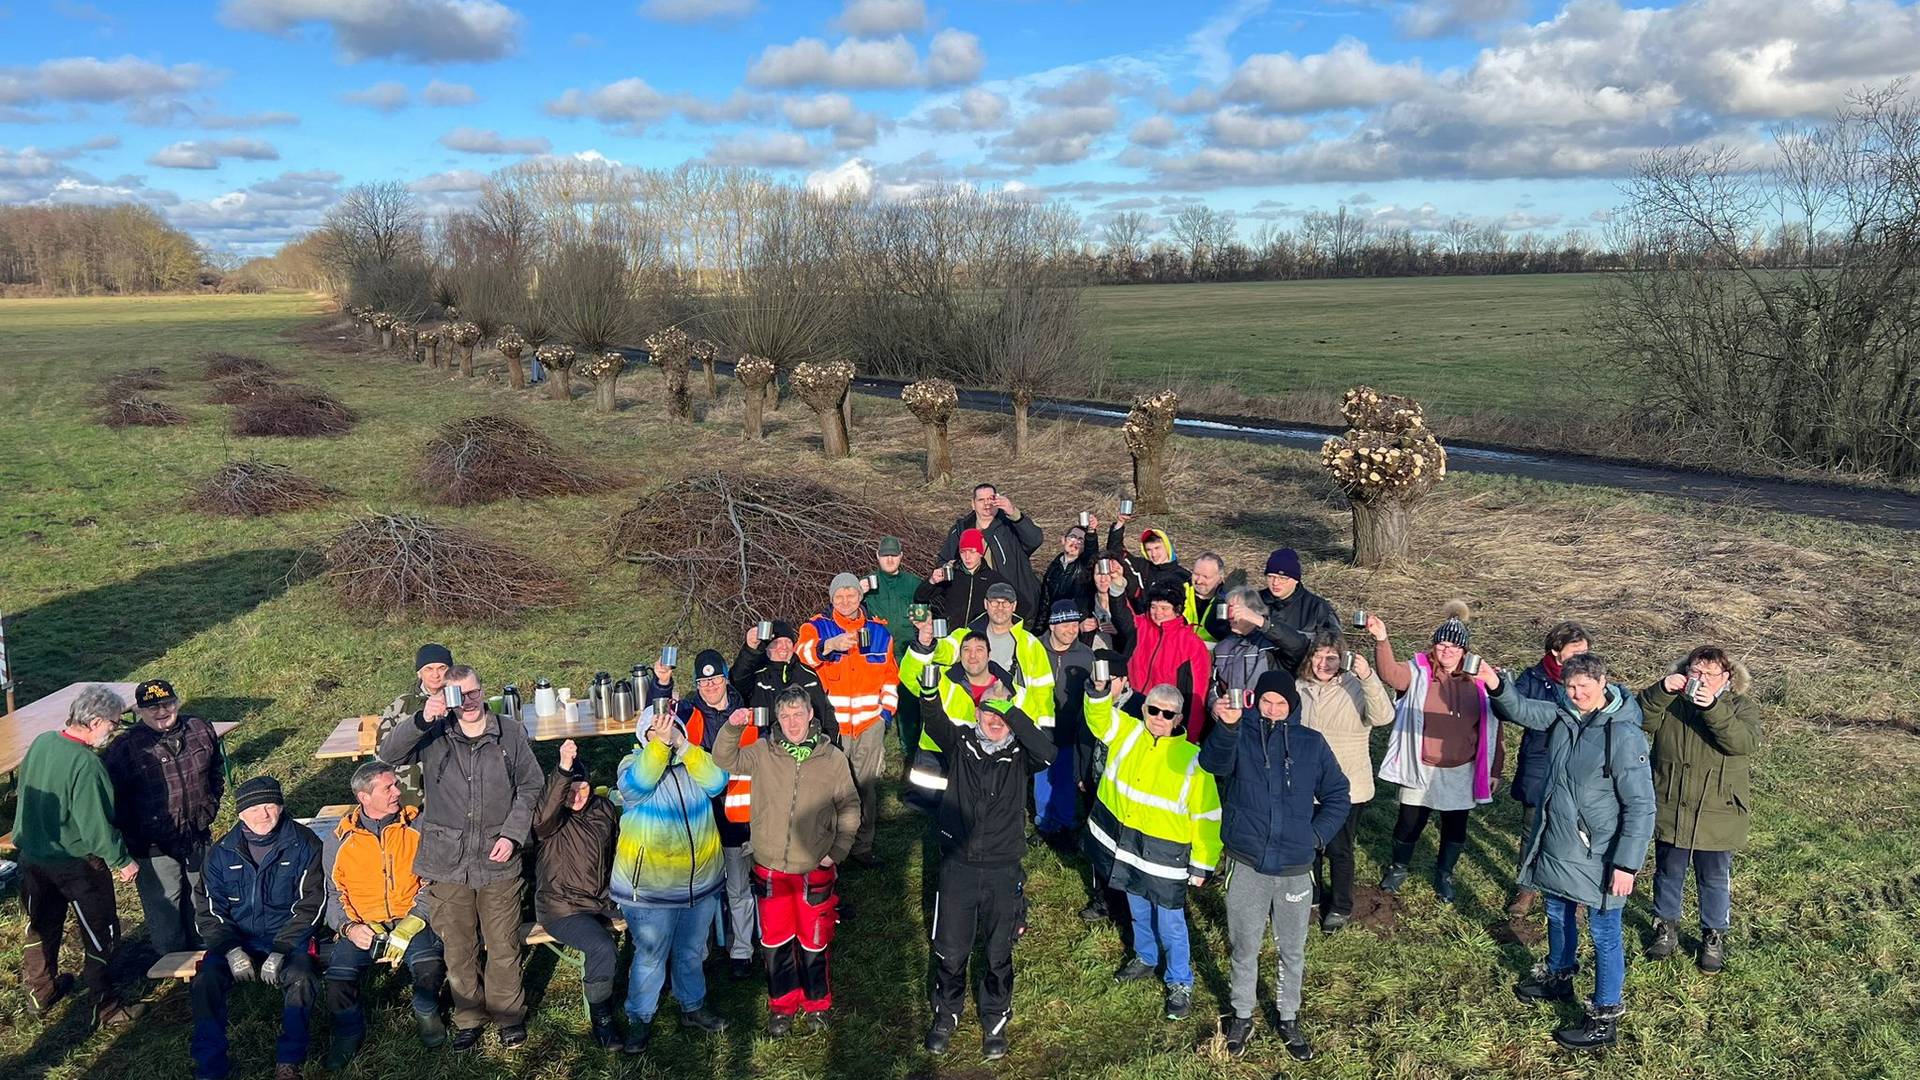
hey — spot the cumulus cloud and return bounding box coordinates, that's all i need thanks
[1204,107,1311,148]
[835,0,927,36]
[167,168,346,255]
[147,137,280,169]
[341,80,409,112]
[781,93,881,148]
[438,127,551,155]
[640,0,756,21]
[200,110,301,129]
[702,131,823,168]
[806,157,873,198]
[218,0,520,63]
[421,79,478,106]
[1224,39,1425,114]
[0,55,213,114]
[1399,0,1528,40]
[993,104,1119,165]
[749,29,983,89]
[409,168,490,193]
[923,87,1007,131]
[546,80,771,132]
[1128,115,1182,148]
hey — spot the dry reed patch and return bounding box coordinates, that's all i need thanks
[188,459,337,516]
[321,512,568,621]
[414,414,623,506]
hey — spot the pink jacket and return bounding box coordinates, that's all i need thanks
[1127,612,1214,743]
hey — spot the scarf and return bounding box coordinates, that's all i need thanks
[974,726,1016,755]
[773,730,817,764]
[1540,651,1564,683]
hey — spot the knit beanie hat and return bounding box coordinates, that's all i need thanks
[1048,599,1081,624]
[829,572,862,597]
[693,649,728,680]
[767,620,798,644]
[1145,579,1183,608]
[958,528,987,555]
[415,642,453,671]
[1432,599,1472,648]
[1253,669,1302,719]
[236,775,284,812]
[1264,548,1303,581]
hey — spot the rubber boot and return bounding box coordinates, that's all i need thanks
[588,999,621,1049]
[325,1011,365,1070]
[1379,864,1410,894]
[1433,840,1466,904]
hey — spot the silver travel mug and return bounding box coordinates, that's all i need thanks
[660,645,678,668]
[443,684,463,709]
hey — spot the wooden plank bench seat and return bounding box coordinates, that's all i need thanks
[149,917,630,980]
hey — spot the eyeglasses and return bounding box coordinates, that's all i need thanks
[1144,705,1179,719]
[1687,666,1726,678]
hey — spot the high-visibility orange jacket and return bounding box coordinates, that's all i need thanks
[796,610,900,738]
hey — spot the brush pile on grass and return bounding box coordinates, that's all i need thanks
[188,459,337,516]
[202,352,279,381]
[231,384,358,437]
[322,511,568,621]
[607,470,941,628]
[415,414,620,506]
[89,367,170,404]
[205,372,280,404]
[100,395,188,428]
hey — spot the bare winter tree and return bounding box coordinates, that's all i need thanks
[983,275,1100,457]
[539,239,640,407]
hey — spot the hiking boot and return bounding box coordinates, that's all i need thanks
[1646,918,1679,960]
[499,1024,527,1049]
[1507,889,1540,917]
[416,1009,448,1049]
[981,1014,1011,1060]
[766,1012,795,1038]
[1275,1018,1314,1062]
[622,1019,651,1055]
[27,974,75,1015]
[1321,911,1351,934]
[1164,984,1192,1021]
[95,1000,146,1030]
[1552,1001,1622,1051]
[1221,1014,1254,1058]
[588,1000,620,1049]
[1114,957,1156,983]
[924,1012,958,1054]
[450,1026,484,1052]
[1079,900,1108,924]
[1379,863,1409,894]
[1514,963,1576,1004]
[680,1007,728,1033]
[1698,928,1727,973]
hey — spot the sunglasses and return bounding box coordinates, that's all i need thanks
[1144,705,1179,719]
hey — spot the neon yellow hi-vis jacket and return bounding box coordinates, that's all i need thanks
[898,625,1056,730]
[1082,689,1223,908]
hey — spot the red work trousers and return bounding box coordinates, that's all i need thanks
[753,864,838,1015]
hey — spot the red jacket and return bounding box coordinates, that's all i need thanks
[1128,612,1214,743]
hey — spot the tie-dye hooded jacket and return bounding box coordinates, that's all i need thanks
[610,734,728,907]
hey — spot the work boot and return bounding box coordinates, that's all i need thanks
[1274,1018,1314,1062]
[415,1009,448,1049]
[622,1019,651,1055]
[766,1012,795,1038]
[499,1023,527,1049]
[1698,928,1727,973]
[680,1006,728,1033]
[1321,911,1351,934]
[1221,1014,1254,1058]
[1164,984,1192,1021]
[325,1016,365,1070]
[588,999,621,1049]
[95,1000,147,1029]
[1114,957,1156,983]
[1433,841,1466,905]
[1507,889,1539,917]
[450,1026,484,1052]
[1646,918,1679,960]
[1514,962,1576,1004]
[981,1014,1011,1060]
[1379,863,1410,894]
[1552,1001,1622,1051]
[924,1012,958,1054]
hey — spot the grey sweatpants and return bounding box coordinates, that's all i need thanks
[723,845,756,960]
[1225,864,1313,1021]
[133,848,203,955]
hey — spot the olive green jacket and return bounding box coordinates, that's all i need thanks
[1637,660,1759,852]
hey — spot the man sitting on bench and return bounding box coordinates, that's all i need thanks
[190,777,324,1080]
[322,761,447,1068]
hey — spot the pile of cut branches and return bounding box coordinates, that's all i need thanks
[91,367,169,403]
[607,471,941,629]
[322,512,567,621]
[414,414,621,506]
[188,459,337,516]
[231,385,358,437]
[205,372,280,404]
[202,352,280,381]
[100,396,188,428]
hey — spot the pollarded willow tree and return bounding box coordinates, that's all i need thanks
[423,326,442,368]
[902,378,957,483]
[537,343,576,401]
[579,350,627,413]
[691,337,720,400]
[495,326,528,389]
[735,354,775,440]
[792,360,853,459]
[447,321,483,378]
[1321,385,1446,566]
[1124,390,1179,514]
[646,327,694,422]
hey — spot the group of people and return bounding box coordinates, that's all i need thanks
[10,480,1760,1072]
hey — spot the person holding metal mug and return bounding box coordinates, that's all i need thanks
[1294,632,1393,933]
[1637,646,1759,974]
[529,740,623,1047]
[938,483,1045,628]
[1505,621,1593,916]
[918,527,1012,631]
[796,573,901,868]
[863,536,926,759]
[1041,514,1103,625]
[731,620,838,747]
[375,643,455,808]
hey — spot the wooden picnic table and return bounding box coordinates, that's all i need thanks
[315,715,383,761]
[1,682,239,775]
[317,700,640,761]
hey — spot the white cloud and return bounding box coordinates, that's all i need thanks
[0,55,212,109]
[146,137,280,169]
[1399,0,1527,40]
[1129,115,1182,148]
[993,104,1119,165]
[200,110,300,129]
[834,0,927,36]
[806,157,873,198]
[1188,0,1270,83]
[1224,39,1425,114]
[748,29,983,88]
[438,127,551,155]
[1205,107,1311,148]
[1030,69,1116,108]
[926,29,985,86]
[923,87,1007,131]
[703,131,823,168]
[166,167,346,255]
[218,0,520,63]
[341,80,409,112]
[421,79,478,106]
[408,168,490,193]
[640,0,756,22]
[781,93,858,128]
[546,78,673,129]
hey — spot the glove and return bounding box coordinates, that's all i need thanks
[225,947,256,982]
[258,951,286,987]
[381,915,428,965]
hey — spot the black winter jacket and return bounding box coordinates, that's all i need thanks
[920,690,1054,866]
[940,510,1044,622]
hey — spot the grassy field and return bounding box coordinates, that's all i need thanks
[1088,275,1611,421]
[3,293,1919,1080]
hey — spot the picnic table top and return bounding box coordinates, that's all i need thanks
[1,682,239,775]
[318,703,641,760]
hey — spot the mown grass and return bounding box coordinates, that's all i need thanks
[3,293,1918,1080]
[1087,275,1612,420]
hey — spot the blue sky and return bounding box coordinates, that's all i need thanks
[5,0,1918,256]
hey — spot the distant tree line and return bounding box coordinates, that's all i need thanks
[0,204,208,295]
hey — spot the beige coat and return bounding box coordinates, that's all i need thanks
[1298,672,1395,803]
[712,721,861,875]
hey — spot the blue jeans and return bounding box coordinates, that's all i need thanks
[1033,743,1077,833]
[1652,842,1733,931]
[1125,892,1191,987]
[621,894,719,1022]
[1546,895,1624,1007]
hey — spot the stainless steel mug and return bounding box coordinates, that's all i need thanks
[1684,676,1703,699]
[1093,658,1111,683]
[1119,498,1134,516]
[1352,609,1369,629]
[1462,653,1483,675]
[756,620,774,642]
[1340,651,1356,674]
[752,706,770,727]
[660,645,678,669]
[443,684,463,709]
[1077,511,1091,529]
[931,618,949,638]
[861,574,878,592]
[858,625,871,650]
[920,664,937,690]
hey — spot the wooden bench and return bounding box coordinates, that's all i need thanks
[150,919,630,981]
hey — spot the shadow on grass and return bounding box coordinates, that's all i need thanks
[7,548,309,701]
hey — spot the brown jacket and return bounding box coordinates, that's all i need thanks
[712,721,860,875]
[1297,671,1395,803]
[1375,641,1505,774]
[531,768,618,921]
